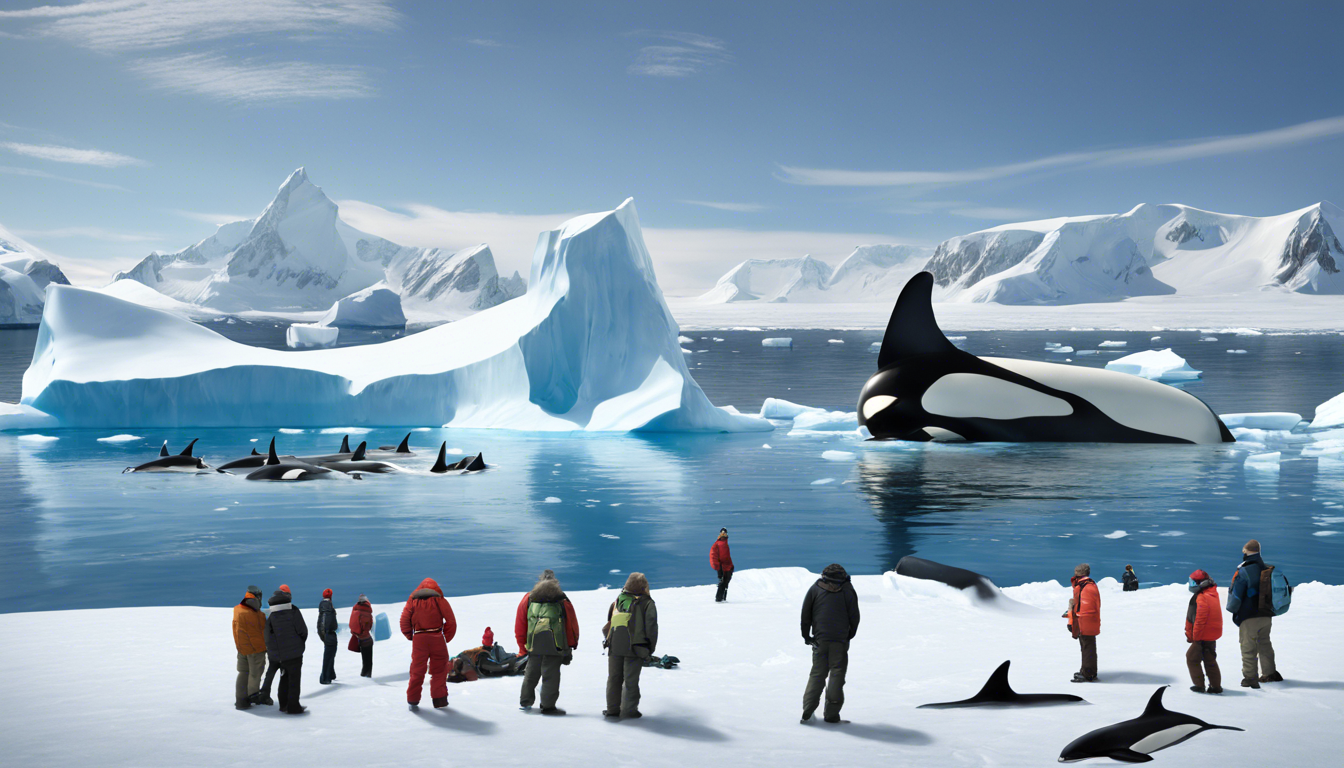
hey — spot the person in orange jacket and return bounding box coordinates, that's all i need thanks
[399,578,457,709]
[1063,563,1101,682]
[710,528,734,603]
[1185,569,1224,694]
[514,569,580,714]
[232,585,267,709]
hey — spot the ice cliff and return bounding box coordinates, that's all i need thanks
[19,199,771,433]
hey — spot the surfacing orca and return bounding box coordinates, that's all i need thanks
[124,439,210,473]
[919,661,1084,708]
[317,441,402,474]
[218,446,301,472]
[373,433,414,456]
[430,443,486,473]
[1058,686,1242,763]
[245,438,344,482]
[858,272,1235,444]
[895,556,1000,601]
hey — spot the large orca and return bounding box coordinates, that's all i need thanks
[895,556,1000,601]
[246,438,344,482]
[1059,686,1242,763]
[858,272,1235,444]
[123,439,211,473]
[219,446,302,471]
[294,434,357,464]
[919,661,1084,708]
[430,443,486,473]
[317,441,403,474]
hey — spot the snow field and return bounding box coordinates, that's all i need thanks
[2,569,1340,767]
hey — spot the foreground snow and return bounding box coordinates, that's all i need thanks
[1,568,1338,767]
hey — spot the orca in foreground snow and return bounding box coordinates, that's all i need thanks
[246,439,345,482]
[858,272,1235,444]
[895,556,1000,601]
[1058,686,1242,763]
[919,661,1084,708]
[123,439,211,473]
[430,442,486,473]
[317,441,403,474]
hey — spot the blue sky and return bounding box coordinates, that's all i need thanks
[2,0,1342,291]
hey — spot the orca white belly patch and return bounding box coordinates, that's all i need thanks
[1130,723,1202,753]
[922,374,1073,420]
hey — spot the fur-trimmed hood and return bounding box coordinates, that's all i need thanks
[623,572,649,596]
[529,578,566,603]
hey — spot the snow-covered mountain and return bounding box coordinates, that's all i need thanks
[697,245,931,303]
[927,202,1344,304]
[824,244,931,299]
[698,256,833,303]
[0,223,71,326]
[112,169,525,320]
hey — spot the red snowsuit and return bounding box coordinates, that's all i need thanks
[399,578,457,704]
[710,538,734,573]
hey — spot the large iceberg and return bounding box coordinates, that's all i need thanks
[318,283,406,328]
[17,200,771,433]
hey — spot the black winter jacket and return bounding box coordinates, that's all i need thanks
[801,565,861,643]
[317,598,337,641]
[1230,552,1267,626]
[266,591,309,662]
[1122,569,1139,592]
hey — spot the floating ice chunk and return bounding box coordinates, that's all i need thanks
[97,434,142,443]
[1310,392,1344,430]
[1159,531,1186,537]
[1099,340,1127,347]
[712,337,724,342]
[1200,336,1218,342]
[17,434,58,442]
[762,443,772,449]
[279,428,304,434]
[678,336,694,344]
[1045,342,1061,349]
[828,339,844,344]
[822,450,855,461]
[1048,346,1074,354]
[869,342,881,350]
[1227,349,1248,354]
[0,402,58,432]
[1076,350,1099,355]
[762,337,793,348]
[600,534,619,539]
[759,398,824,420]
[1244,452,1282,470]
[791,410,858,433]
[1150,336,1162,341]
[811,478,835,485]
[336,553,350,558]
[1220,327,1264,336]
[318,427,373,434]
[681,348,693,354]
[1104,530,1128,539]
[1105,348,1201,381]
[543,497,561,504]
[319,283,405,329]
[1220,413,1302,431]
[1313,531,1340,537]
[285,323,339,348]
[946,336,967,341]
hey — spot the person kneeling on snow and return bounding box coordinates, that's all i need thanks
[516,569,580,715]
[800,563,860,723]
[1064,564,1100,683]
[265,585,309,714]
[1185,569,1223,694]
[603,572,658,719]
[400,578,457,709]
[317,588,338,685]
[232,585,267,710]
[349,595,374,678]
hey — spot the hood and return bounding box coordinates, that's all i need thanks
[353,599,372,611]
[411,577,443,599]
[820,563,849,583]
[1242,552,1265,568]
[717,532,728,540]
[1070,575,1094,587]
[239,594,261,611]
[623,572,649,596]
[268,590,292,607]
[529,578,565,603]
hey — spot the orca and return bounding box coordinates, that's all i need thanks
[218,446,300,472]
[895,556,1000,601]
[245,438,344,482]
[295,435,358,464]
[919,661,1084,708]
[375,433,414,455]
[430,443,486,473]
[124,439,211,473]
[1059,686,1242,763]
[317,441,403,474]
[858,272,1235,444]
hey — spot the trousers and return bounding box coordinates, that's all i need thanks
[520,653,563,709]
[408,632,448,704]
[1238,616,1276,679]
[235,652,266,704]
[803,640,848,720]
[1186,640,1222,689]
[606,655,644,715]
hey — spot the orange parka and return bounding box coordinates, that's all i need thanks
[1068,576,1101,637]
[232,592,267,654]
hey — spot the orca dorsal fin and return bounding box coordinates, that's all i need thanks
[1141,686,1169,718]
[396,433,411,454]
[352,441,367,461]
[159,441,169,457]
[267,438,280,466]
[340,435,350,454]
[972,661,1015,701]
[430,442,449,473]
[878,271,957,369]
[464,453,485,471]
[251,448,260,456]
[179,438,199,457]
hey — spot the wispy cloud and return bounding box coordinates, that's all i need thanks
[3,141,146,167]
[171,209,253,227]
[627,31,730,77]
[778,114,1344,187]
[0,164,130,191]
[680,200,768,213]
[464,38,503,48]
[0,0,398,51]
[949,206,1047,221]
[13,226,163,243]
[129,54,376,102]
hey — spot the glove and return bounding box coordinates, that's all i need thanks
[403,633,413,641]
[716,569,723,579]
[562,650,573,666]
[803,633,816,647]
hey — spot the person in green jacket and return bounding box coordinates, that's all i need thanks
[603,572,658,719]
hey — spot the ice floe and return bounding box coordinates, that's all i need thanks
[1104,348,1201,381]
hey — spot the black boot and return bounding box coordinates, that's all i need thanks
[432,697,448,708]
[540,707,566,716]
[1240,677,1261,689]
[284,705,306,715]
[235,701,252,710]
[1260,671,1283,683]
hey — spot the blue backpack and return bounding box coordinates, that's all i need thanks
[1258,565,1292,616]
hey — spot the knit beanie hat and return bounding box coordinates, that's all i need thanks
[357,594,369,604]
[322,588,333,599]
[483,627,495,647]
[1189,569,1210,582]
[278,584,291,593]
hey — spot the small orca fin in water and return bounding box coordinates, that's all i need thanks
[430,442,449,473]
[179,438,199,457]
[159,441,169,458]
[396,433,411,454]
[877,271,957,369]
[463,452,486,471]
[267,438,280,466]
[340,435,350,454]
[351,441,367,461]
[250,448,260,456]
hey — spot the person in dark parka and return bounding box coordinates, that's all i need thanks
[603,572,657,719]
[1228,539,1279,688]
[317,588,338,685]
[710,528,734,603]
[1122,565,1139,592]
[265,585,309,714]
[800,563,860,724]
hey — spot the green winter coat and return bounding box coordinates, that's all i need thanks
[606,592,658,659]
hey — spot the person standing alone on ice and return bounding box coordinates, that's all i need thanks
[232,585,267,710]
[516,569,580,715]
[800,563,860,724]
[1228,539,1281,688]
[1065,564,1101,683]
[1185,569,1223,694]
[265,585,309,714]
[400,578,456,709]
[711,528,734,602]
[317,588,338,685]
[604,572,658,719]
[1122,565,1139,592]
[349,594,374,678]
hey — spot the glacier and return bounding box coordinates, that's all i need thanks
[697,245,931,304]
[0,222,71,327]
[15,199,771,433]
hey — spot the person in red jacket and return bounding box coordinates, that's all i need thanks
[399,578,457,709]
[349,595,374,678]
[514,569,580,714]
[711,528,734,603]
[1185,569,1224,694]
[1063,563,1101,682]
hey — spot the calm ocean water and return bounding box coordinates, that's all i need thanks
[1,323,1341,613]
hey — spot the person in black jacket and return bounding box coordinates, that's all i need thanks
[265,585,309,714]
[800,563,860,724]
[317,588,338,685]
[1122,565,1139,592]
